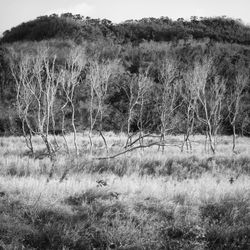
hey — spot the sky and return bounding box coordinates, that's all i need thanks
[0,0,250,35]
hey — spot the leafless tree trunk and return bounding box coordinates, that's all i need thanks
[227,66,248,152]
[120,72,151,148]
[61,46,86,157]
[157,58,180,152]
[87,58,119,155]
[180,68,199,152]
[192,57,226,154]
[58,46,86,182]
[9,44,63,179]
[137,71,152,147]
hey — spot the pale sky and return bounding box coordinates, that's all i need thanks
[0,0,250,35]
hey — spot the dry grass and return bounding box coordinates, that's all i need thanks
[0,133,250,249]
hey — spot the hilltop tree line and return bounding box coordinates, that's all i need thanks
[2,14,250,45]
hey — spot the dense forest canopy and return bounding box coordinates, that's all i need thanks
[0,14,250,142]
[1,14,250,45]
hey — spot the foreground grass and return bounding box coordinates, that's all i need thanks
[0,134,250,249]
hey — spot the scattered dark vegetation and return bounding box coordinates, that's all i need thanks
[201,197,250,250]
[83,155,250,178]
[0,190,249,249]
[1,153,250,179]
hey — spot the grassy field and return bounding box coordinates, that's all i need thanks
[0,133,249,249]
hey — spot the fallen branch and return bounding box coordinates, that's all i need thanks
[95,141,181,160]
[125,133,161,148]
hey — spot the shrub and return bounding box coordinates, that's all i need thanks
[201,196,250,249]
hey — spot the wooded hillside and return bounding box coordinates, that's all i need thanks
[0,14,250,140]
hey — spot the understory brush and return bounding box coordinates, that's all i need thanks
[0,187,249,249]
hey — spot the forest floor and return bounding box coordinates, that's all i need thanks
[0,133,249,249]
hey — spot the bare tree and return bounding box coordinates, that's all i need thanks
[192,57,226,154]
[120,71,152,148]
[227,65,249,152]
[124,74,140,147]
[136,71,152,146]
[87,58,119,155]
[10,44,63,179]
[60,46,86,156]
[180,68,199,152]
[9,52,35,154]
[157,58,180,152]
